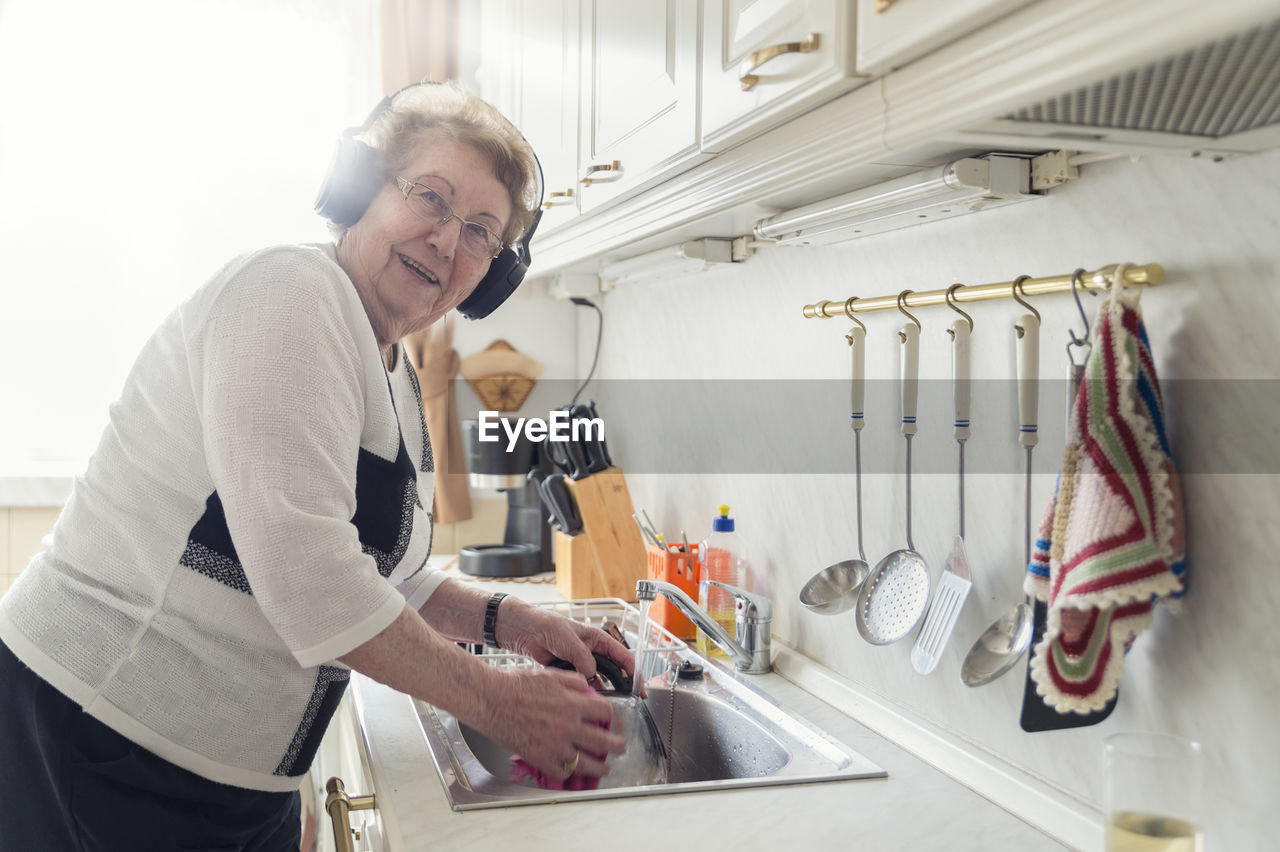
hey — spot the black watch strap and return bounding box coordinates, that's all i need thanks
[483,592,508,648]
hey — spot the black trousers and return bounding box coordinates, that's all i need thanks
[0,640,301,852]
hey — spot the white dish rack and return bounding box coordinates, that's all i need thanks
[480,598,688,680]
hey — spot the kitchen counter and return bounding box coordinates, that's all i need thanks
[341,559,1073,851]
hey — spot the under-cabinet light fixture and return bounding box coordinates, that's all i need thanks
[599,237,741,287]
[753,154,1040,246]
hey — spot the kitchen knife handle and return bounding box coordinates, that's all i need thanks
[847,326,866,432]
[899,322,919,437]
[553,407,591,479]
[570,403,608,474]
[539,474,582,536]
[585,400,614,467]
[1016,313,1039,448]
[951,319,970,442]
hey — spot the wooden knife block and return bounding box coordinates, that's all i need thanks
[553,466,646,600]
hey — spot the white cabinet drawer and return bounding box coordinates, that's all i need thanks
[856,0,1038,76]
[701,0,864,154]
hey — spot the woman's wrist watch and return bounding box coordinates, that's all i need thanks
[483,592,508,648]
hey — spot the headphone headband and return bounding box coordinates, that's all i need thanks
[314,81,544,320]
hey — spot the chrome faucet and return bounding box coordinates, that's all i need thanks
[636,579,773,674]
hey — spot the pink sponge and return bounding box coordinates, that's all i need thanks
[509,686,610,791]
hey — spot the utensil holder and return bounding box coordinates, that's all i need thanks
[553,466,646,600]
[645,543,701,640]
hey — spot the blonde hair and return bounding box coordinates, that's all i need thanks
[360,81,539,245]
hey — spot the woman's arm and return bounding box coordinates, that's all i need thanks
[417,578,637,684]
[338,602,625,780]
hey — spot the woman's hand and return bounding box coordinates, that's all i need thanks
[474,665,627,781]
[494,598,638,691]
[342,602,627,782]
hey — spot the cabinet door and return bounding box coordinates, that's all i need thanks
[701,0,863,154]
[514,0,582,233]
[577,0,702,213]
[856,0,1037,75]
[309,695,383,852]
[474,0,521,120]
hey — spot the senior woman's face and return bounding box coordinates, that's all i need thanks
[337,132,512,353]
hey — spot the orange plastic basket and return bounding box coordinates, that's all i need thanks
[644,543,701,640]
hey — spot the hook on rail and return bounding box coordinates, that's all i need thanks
[843,296,867,338]
[1066,268,1096,365]
[944,283,974,338]
[896,290,921,341]
[1012,274,1039,338]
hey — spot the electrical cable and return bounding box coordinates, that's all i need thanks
[568,297,602,406]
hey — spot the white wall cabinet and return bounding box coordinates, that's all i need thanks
[463,0,1280,276]
[575,0,704,213]
[516,0,583,232]
[475,0,582,232]
[854,0,1037,75]
[700,0,863,153]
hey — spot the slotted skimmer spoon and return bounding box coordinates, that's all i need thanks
[911,316,974,674]
[856,312,930,645]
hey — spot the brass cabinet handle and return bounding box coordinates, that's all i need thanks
[874,0,902,11]
[325,776,376,852]
[542,188,575,209]
[739,32,820,91]
[580,160,624,186]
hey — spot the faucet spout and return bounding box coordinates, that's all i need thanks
[636,579,772,674]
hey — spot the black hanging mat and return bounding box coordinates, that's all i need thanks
[1019,599,1118,732]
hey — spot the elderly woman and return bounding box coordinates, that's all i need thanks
[0,82,629,850]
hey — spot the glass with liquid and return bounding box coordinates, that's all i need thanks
[1104,732,1204,852]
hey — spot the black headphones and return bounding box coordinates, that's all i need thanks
[314,81,544,320]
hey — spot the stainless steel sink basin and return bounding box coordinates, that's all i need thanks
[412,599,886,810]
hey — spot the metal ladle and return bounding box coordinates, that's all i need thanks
[961,277,1040,686]
[801,312,871,614]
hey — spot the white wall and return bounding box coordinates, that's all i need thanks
[588,149,1280,850]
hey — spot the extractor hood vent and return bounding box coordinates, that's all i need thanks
[967,17,1280,154]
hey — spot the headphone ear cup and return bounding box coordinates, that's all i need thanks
[314,136,383,227]
[457,248,526,320]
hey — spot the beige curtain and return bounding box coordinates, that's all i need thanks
[406,316,472,524]
[379,0,459,92]
[386,1,471,522]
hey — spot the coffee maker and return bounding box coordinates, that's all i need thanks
[457,418,553,577]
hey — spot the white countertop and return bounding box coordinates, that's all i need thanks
[346,559,1070,851]
[0,475,73,507]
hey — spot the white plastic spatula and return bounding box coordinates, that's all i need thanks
[911,318,974,674]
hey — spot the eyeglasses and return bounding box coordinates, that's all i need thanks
[395,177,505,259]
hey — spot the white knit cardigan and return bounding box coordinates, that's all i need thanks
[0,243,444,791]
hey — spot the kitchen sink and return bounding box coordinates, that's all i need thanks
[412,599,886,810]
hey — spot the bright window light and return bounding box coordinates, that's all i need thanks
[0,0,380,478]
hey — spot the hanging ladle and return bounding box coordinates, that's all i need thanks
[960,276,1040,686]
[801,303,871,614]
[855,293,931,644]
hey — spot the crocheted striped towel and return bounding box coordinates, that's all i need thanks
[1023,280,1186,714]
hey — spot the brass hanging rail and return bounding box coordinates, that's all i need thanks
[802,262,1164,319]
